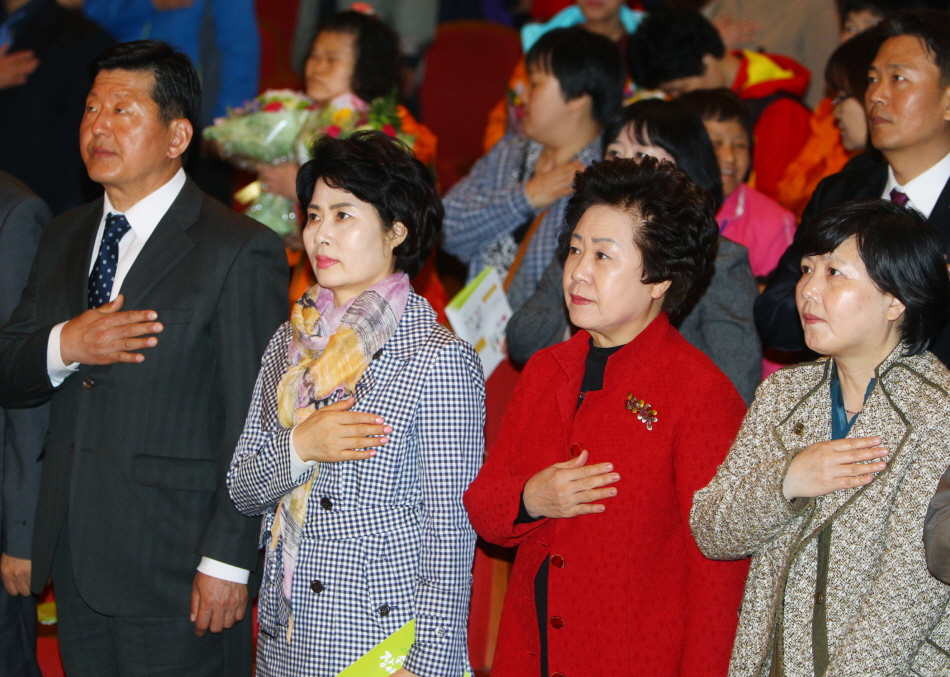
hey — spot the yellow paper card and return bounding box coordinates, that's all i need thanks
[337,620,471,676]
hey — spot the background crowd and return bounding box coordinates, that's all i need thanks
[5,0,950,676]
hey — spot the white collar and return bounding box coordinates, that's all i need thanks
[101,168,187,237]
[883,149,950,218]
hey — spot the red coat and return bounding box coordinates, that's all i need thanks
[465,315,749,677]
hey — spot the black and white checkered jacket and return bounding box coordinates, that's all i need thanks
[228,292,485,676]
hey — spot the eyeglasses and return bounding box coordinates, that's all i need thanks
[831,93,855,107]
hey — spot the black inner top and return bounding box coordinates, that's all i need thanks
[515,339,623,676]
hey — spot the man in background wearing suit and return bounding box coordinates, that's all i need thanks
[0,41,287,676]
[755,9,950,366]
[0,171,49,677]
[0,0,114,215]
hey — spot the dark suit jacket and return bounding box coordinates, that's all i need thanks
[0,177,287,615]
[0,171,50,560]
[0,1,114,215]
[754,161,950,365]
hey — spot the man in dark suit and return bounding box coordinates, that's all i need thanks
[755,9,950,366]
[0,171,49,677]
[0,0,114,215]
[0,41,287,675]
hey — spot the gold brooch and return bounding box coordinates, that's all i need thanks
[625,393,657,430]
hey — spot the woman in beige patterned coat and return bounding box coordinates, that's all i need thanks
[692,199,950,677]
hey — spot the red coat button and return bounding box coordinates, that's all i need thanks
[549,616,564,629]
[552,673,566,677]
[550,554,564,568]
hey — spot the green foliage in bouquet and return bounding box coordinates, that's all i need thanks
[245,191,299,239]
[203,89,318,170]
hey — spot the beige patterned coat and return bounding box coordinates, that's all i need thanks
[692,346,950,677]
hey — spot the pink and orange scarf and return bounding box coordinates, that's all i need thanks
[269,272,410,641]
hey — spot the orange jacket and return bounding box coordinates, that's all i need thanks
[774,97,853,219]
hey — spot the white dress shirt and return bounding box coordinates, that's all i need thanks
[882,149,950,218]
[45,168,249,585]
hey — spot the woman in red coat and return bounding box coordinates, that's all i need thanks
[464,156,750,677]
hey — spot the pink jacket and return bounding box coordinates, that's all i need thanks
[717,183,795,278]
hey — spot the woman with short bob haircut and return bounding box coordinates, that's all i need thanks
[229,131,485,677]
[601,98,724,200]
[693,199,950,676]
[465,156,750,677]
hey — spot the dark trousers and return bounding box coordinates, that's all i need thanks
[0,585,42,677]
[50,522,252,677]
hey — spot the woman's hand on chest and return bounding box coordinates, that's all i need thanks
[782,436,889,501]
[522,447,620,519]
[292,397,392,463]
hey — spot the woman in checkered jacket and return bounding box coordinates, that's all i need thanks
[228,131,485,677]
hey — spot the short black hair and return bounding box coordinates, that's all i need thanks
[880,10,950,86]
[525,26,625,127]
[825,24,887,99]
[603,99,724,209]
[297,131,441,278]
[626,8,725,91]
[799,199,949,356]
[840,0,926,23]
[314,10,401,103]
[559,156,720,318]
[93,40,201,137]
[679,88,753,140]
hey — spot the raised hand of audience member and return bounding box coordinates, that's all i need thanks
[0,45,39,90]
[525,155,584,210]
[258,162,301,202]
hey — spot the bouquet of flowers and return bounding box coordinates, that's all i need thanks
[294,92,419,158]
[204,89,319,238]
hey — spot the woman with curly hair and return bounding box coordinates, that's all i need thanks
[506,99,762,403]
[257,8,436,195]
[255,9,444,316]
[464,157,749,677]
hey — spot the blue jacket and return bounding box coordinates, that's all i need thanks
[82,0,259,120]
